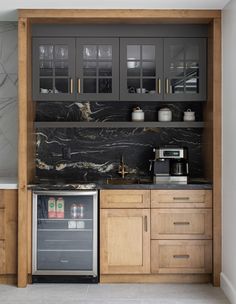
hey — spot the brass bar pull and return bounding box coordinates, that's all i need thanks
[173,197,190,201]
[78,78,81,94]
[165,78,169,94]
[173,221,190,225]
[70,78,73,94]
[158,78,161,94]
[144,216,148,232]
[173,255,190,259]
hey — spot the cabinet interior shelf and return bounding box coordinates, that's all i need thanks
[35,121,204,128]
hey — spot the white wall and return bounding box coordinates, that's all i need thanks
[222,0,236,303]
[0,0,231,21]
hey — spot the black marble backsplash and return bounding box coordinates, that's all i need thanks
[36,101,204,181]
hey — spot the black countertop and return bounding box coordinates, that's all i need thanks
[28,178,213,191]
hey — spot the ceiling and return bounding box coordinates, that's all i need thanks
[0,0,232,21]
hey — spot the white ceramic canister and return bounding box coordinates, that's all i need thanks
[131,107,145,121]
[158,107,172,122]
[183,109,195,121]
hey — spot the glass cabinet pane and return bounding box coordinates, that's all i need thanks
[98,62,112,76]
[83,62,97,77]
[55,79,69,93]
[55,61,69,76]
[40,61,53,76]
[99,78,112,93]
[127,45,140,60]
[39,45,53,60]
[98,45,112,59]
[142,45,155,60]
[83,78,96,93]
[55,45,68,60]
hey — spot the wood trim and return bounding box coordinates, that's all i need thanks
[18,17,30,288]
[212,17,222,287]
[18,9,221,22]
[100,274,212,283]
[0,275,17,285]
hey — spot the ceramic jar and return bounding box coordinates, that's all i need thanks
[183,109,195,121]
[158,107,172,122]
[131,107,145,121]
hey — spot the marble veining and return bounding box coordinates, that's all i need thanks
[36,126,203,181]
[0,22,18,177]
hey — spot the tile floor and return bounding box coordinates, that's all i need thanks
[0,283,230,304]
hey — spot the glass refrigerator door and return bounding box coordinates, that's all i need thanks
[32,191,97,276]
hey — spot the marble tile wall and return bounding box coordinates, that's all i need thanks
[36,101,204,181]
[0,22,18,177]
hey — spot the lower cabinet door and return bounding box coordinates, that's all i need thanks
[100,209,150,274]
[151,240,212,274]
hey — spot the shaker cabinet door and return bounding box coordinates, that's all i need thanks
[120,38,163,101]
[163,38,206,101]
[100,209,150,274]
[76,38,119,101]
[32,37,76,101]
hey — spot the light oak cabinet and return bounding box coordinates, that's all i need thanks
[151,240,212,274]
[100,208,150,274]
[0,190,17,277]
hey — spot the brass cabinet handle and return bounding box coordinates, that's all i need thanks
[173,197,190,201]
[173,255,190,259]
[165,78,169,94]
[157,78,161,94]
[70,78,73,94]
[144,216,148,232]
[78,78,81,94]
[173,221,190,225]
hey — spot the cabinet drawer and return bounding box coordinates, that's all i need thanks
[100,190,150,208]
[151,240,212,274]
[0,240,6,274]
[151,190,212,208]
[0,209,5,239]
[151,209,212,240]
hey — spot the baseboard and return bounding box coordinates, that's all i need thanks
[221,272,236,304]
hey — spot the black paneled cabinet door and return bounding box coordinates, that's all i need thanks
[120,38,163,102]
[33,38,76,101]
[164,38,206,101]
[76,38,119,101]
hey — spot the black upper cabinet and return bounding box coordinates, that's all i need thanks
[163,38,207,101]
[33,38,76,101]
[76,38,119,101]
[120,38,163,101]
[32,35,206,102]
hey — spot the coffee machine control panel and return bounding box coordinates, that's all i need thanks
[154,148,187,159]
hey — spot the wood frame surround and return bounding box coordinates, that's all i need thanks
[18,9,221,288]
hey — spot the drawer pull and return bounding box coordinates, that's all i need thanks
[173,254,190,259]
[173,221,190,225]
[173,197,190,201]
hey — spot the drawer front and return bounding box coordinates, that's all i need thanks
[151,240,212,274]
[151,209,212,239]
[0,209,5,240]
[100,190,150,208]
[0,240,6,274]
[151,190,212,208]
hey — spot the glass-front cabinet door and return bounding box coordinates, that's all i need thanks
[33,38,76,101]
[76,38,119,101]
[32,191,98,276]
[120,38,163,101]
[164,38,206,101]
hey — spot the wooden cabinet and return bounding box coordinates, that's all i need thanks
[100,208,150,274]
[100,190,150,208]
[151,190,212,208]
[151,240,212,274]
[151,189,212,276]
[151,209,212,240]
[0,190,17,277]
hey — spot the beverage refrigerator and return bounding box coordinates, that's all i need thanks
[32,191,98,283]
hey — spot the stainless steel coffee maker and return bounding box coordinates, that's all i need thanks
[150,146,189,184]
